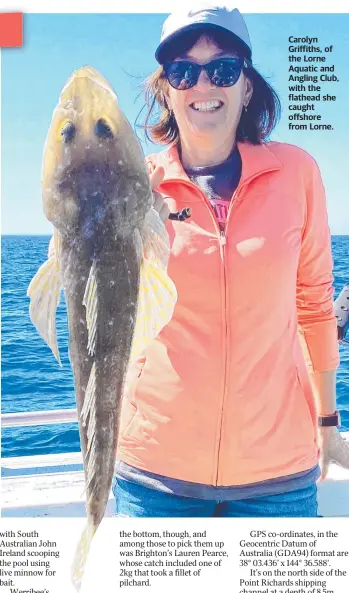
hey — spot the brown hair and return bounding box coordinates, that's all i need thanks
[139,29,281,146]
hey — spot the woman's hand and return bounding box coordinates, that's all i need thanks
[319,426,349,480]
[149,165,170,224]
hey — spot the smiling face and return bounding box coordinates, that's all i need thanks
[164,35,253,157]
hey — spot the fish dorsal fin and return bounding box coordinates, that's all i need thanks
[130,208,177,361]
[82,261,97,356]
[26,237,62,365]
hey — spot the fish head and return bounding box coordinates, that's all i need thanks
[42,66,152,245]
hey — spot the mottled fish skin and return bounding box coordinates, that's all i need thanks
[61,233,140,524]
[41,66,152,585]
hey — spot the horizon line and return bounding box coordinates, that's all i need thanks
[2,233,349,237]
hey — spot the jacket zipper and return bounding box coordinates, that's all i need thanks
[161,178,240,485]
[160,169,278,485]
[213,169,279,485]
[215,190,240,485]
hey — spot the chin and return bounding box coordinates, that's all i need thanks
[190,121,225,136]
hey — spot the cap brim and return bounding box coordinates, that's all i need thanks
[155,22,252,64]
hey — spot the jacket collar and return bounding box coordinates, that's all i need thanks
[149,141,282,186]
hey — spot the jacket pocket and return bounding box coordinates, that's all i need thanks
[119,399,138,439]
[290,322,316,436]
[123,355,146,404]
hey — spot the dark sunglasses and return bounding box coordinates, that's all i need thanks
[163,57,249,90]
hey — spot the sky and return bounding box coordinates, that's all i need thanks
[1,12,349,235]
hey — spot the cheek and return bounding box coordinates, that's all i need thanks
[170,94,188,121]
[225,84,245,112]
[168,88,178,110]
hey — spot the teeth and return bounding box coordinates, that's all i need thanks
[192,100,222,111]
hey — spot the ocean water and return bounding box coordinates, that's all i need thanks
[1,235,349,458]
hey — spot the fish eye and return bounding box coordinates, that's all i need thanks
[60,121,76,143]
[95,119,113,138]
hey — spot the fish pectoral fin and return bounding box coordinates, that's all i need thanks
[82,262,97,356]
[131,208,177,360]
[27,256,62,365]
[131,257,177,361]
[80,363,97,473]
[141,206,171,269]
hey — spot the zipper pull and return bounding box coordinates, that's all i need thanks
[220,231,226,246]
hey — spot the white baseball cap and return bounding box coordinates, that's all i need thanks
[155,4,252,64]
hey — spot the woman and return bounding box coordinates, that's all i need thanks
[112,5,349,517]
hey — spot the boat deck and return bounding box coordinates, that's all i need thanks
[1,451,116,517]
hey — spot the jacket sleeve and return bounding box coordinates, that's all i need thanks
[296,159,340,373]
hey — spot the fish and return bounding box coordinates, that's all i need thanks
[26,66,177,590]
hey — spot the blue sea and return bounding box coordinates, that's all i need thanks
[1,235,349,458]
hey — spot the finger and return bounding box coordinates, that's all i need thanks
[149,166,165,191]
[318,429,331,481]
[319,441,332,481]
[152,191,170,222]
[158,202,170,223]
[152,191,163,210]
[319,455,330,481]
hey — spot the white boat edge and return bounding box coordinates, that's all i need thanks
[1,410,349,518]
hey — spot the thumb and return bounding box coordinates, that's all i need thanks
[319,453,330,482]
[149,165,165,191]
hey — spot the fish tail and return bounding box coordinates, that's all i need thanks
[71,521,96,591]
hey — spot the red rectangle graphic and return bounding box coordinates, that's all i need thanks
[0,12,23,47]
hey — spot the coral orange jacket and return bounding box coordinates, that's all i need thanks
[117,140,340,486]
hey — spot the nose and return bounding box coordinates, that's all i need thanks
[193,67,214,90]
